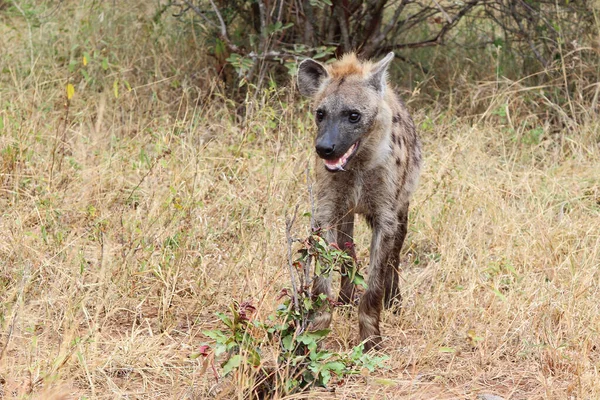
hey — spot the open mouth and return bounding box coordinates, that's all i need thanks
[323,141,359,172]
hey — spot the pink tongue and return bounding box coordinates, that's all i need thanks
[323,143,356,170]
[325,158,342,168]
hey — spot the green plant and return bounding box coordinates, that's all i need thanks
[201,229,386,397]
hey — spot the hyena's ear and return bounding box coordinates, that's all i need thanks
[297,59,329,97]
[368,52,395,96]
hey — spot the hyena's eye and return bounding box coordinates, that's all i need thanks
[316,109,325,122]
[348,111,361,123]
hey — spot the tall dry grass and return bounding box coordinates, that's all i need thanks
[0,1,599,399]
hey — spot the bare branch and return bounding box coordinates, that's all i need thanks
[285,205,300,312]
[183,0,240,53]
[257,0,268,50]
[334,0,351,52]
[358,0,387,48]
[361,0,409,57]
[395,53,430,75]
[381,0,481,52]
[510,1,548,67]
[0,301,17,362]
[180,0,218,29]
[208,0,227,38]
[302,0,315,46]
[306,165,316,233]
[431,0,452,23]
[304,166,315,293]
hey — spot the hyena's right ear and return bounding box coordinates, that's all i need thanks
[297,59,329,97]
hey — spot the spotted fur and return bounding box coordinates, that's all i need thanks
[298,52,422,351]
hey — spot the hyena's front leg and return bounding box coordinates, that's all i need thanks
[309,217,336,331]
[336,213,357,305]
[359,222,396,351]
[311,211,355,330]
[311,276,333,330]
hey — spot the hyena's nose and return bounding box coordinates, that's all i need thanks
[316,142,335,158]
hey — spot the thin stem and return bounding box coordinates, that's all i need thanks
[285,205,300,312]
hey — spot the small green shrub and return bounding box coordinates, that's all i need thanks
[201,230,387,397]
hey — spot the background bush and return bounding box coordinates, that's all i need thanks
[162,0,599,126]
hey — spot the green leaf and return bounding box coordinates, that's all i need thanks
[226,53,240,64]
[350,344,364,359]
[298,330,328,353]
[202,329,228,342]
[310,0,332,8]
[314,235,328,249]
[216,312,234,329]
[314,259,322,275]
[81,69,91,84]
[282,334,294,351]
[214,39,226,58]
[303,297,313,310]
[374,378,397,385]
[323,361,346,374]
[351,272,368,289]
[439,346,456,353]
[299,329,330,342]
[222,354,241,376]
[309,349,332,362]
[214,343,227,357]
[246,348,261,366]
[320,368,331,385]
[491,287,507,302]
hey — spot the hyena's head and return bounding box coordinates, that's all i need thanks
[297,52,394,172]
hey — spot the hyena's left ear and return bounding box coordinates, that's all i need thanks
[368,52,395,96]
[297,59,329,97]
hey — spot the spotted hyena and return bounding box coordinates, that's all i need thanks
[297,52,422,351]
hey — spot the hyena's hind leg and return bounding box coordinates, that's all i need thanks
[358,222,397,351]
[383,204,409,310]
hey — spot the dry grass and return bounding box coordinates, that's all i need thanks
[1,1,599,399]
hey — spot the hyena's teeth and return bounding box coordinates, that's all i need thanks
[324,143,357,170]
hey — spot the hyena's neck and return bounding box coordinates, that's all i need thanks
[362,98,395,170]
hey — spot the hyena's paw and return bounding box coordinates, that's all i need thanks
[309,311,332,331]
[359,309,382,352]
